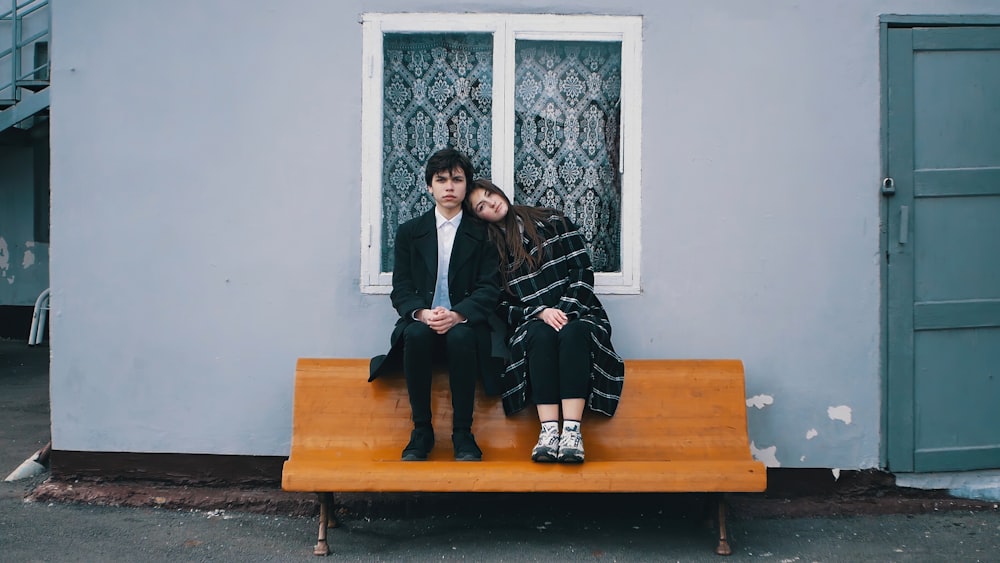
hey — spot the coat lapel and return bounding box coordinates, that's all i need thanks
[412,211,437,283]
[449,218,482,282]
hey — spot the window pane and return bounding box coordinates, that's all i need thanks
[381,33,493,271]
[514,40,622,272]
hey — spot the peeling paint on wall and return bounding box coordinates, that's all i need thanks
[806,428,818,439]
[750,441,780,467]
[746,394,774,409]
[22,247,35,269]
[827,405,853,424]
[0,236,9,276]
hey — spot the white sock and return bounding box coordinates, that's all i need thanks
[541,421,559,434]
[562,420,580,433]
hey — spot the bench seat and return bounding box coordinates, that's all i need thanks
[282,357,766,555]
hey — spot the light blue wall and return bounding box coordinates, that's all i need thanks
[48,0,1000,467]
[0,145,48,306]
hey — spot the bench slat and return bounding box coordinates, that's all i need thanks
[283,460,766,493]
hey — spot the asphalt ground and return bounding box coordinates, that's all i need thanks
[3,338,1000,562]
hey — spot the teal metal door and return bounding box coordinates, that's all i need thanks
[885,24,1000,472]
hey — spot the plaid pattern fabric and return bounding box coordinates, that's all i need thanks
[497,215,625,416]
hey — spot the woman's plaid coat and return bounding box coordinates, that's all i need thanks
[496,214,625,416]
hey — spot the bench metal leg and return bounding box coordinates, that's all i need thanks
[313,492,336,556]
[714,494,732,556]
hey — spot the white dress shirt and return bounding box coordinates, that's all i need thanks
[431,209,462,310]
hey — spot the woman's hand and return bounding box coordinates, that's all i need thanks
[537,307,568,331]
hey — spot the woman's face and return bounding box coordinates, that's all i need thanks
[468,187,509,223]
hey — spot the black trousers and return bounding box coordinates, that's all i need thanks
[402,321,477,431]
[523,319,591,406]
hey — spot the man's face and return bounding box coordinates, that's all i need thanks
[427,166,467,218]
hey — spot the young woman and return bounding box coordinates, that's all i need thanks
[465,179,624,463]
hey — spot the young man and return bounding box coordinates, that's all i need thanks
[369,148,500,461]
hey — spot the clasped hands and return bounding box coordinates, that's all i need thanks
[417,306,466,334]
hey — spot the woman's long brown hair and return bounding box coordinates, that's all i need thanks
[465,179,564,290]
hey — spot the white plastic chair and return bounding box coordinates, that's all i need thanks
[27,287,49,346]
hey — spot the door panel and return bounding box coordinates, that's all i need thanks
[913,328,1000,471]
[886,25,1000,472]
[914,196,1000,302]
[913,49,1000,168]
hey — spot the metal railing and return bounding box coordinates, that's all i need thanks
[0,0,49,106]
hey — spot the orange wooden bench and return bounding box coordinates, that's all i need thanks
[282,358,767,556]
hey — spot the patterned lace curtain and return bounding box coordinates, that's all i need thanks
[381,33,494,272]
[514,40,622,272]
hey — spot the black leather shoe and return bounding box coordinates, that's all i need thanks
[452,430,483,461]
[401,427,434,461]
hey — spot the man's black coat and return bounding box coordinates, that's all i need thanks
[369,210,502,394]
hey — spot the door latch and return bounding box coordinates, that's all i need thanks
[899,205,909,245]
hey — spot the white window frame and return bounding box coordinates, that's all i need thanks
[360,13,642,294]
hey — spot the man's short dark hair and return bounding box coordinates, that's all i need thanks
[424,148,475,187]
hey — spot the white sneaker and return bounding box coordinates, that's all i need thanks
[531,428,560,462]
[557,429,584,463]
